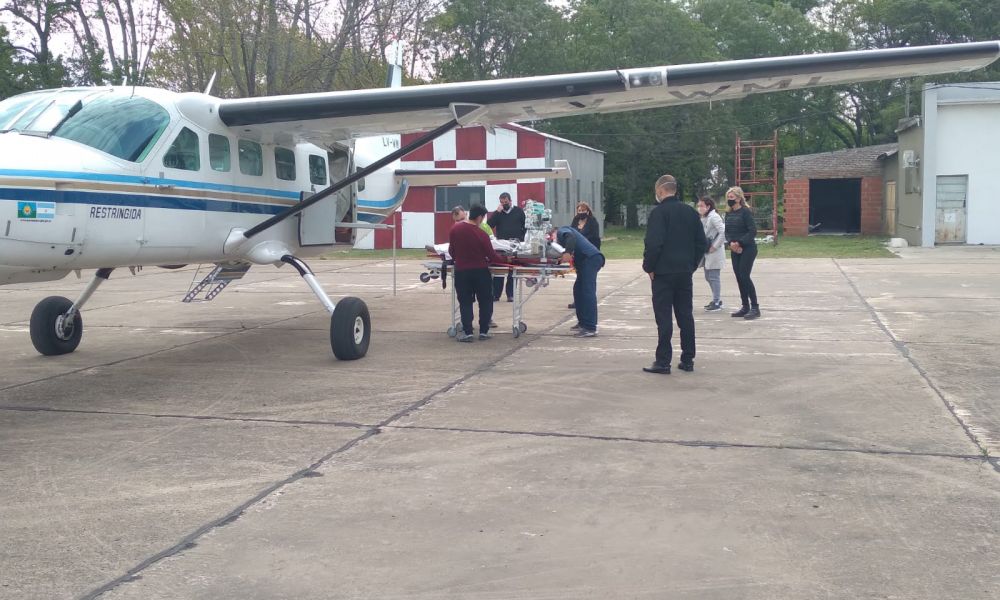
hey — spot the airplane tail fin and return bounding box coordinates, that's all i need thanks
[385,41,403,89]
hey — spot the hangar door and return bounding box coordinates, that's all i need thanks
[935,175,967,244]
[809,178,861,234]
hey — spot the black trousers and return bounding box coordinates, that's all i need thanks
[455,268,494,335]
[492,272,514,300]
[651,272,696,366]
[731,244,759,309]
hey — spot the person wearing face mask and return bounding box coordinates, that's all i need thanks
[487,192,526,302]
[697,196,726,311]
[724,186,761,320]
[641,174,708,374]
[571,202,601,248]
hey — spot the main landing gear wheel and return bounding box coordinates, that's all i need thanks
[30,296,82,356]
[330,297,371,360]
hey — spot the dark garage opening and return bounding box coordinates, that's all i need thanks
[809,178,861,234]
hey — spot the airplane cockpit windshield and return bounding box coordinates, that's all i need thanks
[0,89,171,163]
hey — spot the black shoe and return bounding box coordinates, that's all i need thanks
[731,306,749,318]
[705,300,722,312]
[703,301,715,310]
[568,303,575,309]
[677,361,694,372]
[744,307,761,320]
[506,297,514,302]
[643,363,671,374]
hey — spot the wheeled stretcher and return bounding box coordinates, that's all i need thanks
[420,256,572,338]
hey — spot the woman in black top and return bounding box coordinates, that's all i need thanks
[724,186,760,320]
[571,202,601,249]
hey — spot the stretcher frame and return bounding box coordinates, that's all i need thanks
[420,256,572,338]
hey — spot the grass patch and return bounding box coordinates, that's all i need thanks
[599,225,896,259]
[320,227,897,261]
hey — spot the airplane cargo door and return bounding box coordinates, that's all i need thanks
[300,147,352,246]
[935,175,967,244]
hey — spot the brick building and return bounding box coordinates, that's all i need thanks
[782,143,896,236]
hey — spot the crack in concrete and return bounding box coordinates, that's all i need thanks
[0,405,370,429]
[385,424,990,462]
[78,270,644,599]
[2,404,986,465]
[833,259,1000,475]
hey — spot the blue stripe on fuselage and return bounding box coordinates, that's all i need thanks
[0,169,301,200]
[0,187,287,215]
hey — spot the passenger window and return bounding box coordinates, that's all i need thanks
[239,139,263,176]
[356,167,366,192]
[209,134,231,172]
[275,147,296,181]
[163,127,200,171]
[308,154,327,185]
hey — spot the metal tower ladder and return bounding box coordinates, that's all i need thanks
[734,130,779,242]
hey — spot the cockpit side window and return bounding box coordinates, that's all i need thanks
[54,95,169,162]
[309,155,328,186]
[0,91,51,131]
[209,134,231,172]
[163,127,201,171]
[239,140,263,176]
[275,147,296,181]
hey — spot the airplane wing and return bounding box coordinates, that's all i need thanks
[218,42,1000,146]
[395,160,571,186]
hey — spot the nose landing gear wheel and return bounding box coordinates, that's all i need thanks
[330,297,371,360]
[30,296,82,356]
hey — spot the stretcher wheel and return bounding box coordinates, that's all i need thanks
[526,277,537,287]
[420,272,431,283]
[519,322,528,333]
[512,322,527,338]
[447,326,457,337]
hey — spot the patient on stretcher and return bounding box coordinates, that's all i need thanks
[427,202,565,264]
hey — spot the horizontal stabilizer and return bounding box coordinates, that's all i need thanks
[395,160,571,186]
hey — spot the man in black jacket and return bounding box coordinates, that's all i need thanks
[642,174,708,374]
[487,192,526,301]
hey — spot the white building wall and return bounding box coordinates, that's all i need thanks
[935,103,1000,245]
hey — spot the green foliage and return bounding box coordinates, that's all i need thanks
[424,0,568,80]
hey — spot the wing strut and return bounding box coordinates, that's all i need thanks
[242,118,461,240]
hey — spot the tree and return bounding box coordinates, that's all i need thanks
[0,0,71,89]
[422,0,567,81]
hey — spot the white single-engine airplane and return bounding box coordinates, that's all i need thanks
[1,42,997,360]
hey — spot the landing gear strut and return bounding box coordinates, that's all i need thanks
[281,256,370,360]
[30,268,113,356]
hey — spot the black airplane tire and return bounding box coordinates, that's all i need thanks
[30,296,82,356]
[330,297,371,360]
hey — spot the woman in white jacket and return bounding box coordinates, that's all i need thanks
[697,196,726,311]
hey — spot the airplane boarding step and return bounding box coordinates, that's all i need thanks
[182,263,252,303]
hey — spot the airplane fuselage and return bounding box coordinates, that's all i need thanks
[0,86,401,285]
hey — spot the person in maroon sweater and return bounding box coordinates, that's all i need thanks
[449,204,503,342]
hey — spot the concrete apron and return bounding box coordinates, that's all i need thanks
[0,252,998,599]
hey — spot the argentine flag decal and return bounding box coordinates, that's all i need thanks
[17,201,56,221]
